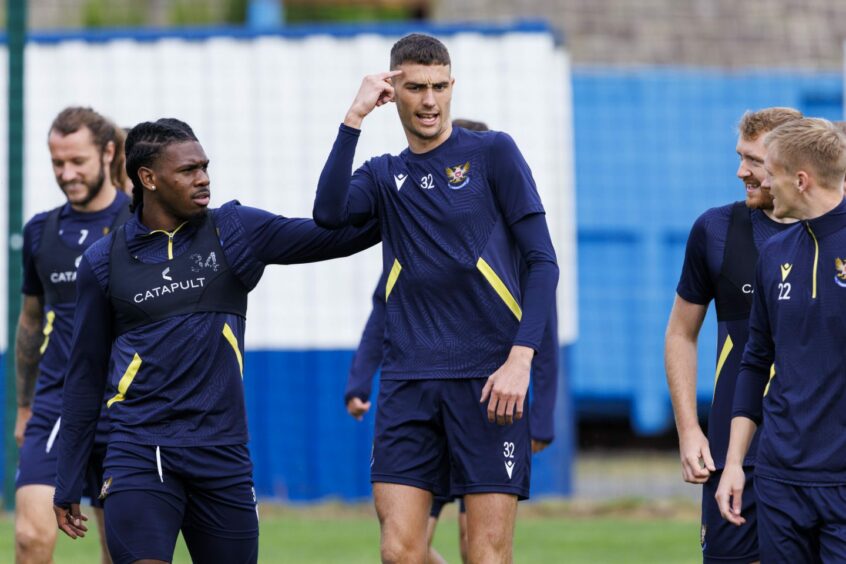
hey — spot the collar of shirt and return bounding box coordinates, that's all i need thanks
[124,208,203,240]
[400,125,461,162]
[805,197,846,239]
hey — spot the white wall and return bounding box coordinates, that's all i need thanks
[2,27,577,350]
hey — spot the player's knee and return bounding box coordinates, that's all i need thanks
[15,519,54,560]
[467,528,511,561]
[380,533,426,564]
[459,535,470,563]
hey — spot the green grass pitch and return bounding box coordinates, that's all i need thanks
[0,500,703,563]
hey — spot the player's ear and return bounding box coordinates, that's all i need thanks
[102,140,115,166]
[138,166,156,191]
[796,170,809,193]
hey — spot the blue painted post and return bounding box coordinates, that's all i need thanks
[247,0,284,29]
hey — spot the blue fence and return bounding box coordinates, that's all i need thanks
[244,349,574,501]
[0,349,574,502]
[571,68,843,434]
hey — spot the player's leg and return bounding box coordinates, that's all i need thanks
[443,378,530,564]
[464,493,517,563]
[181,496,258,564]
[700,468,758,563]
[104,490,182,564]
[426,496,449,564]
[15,485,58,564]
[101,442,186,564]
[754,475,820,563]
[372,379,450,563]
[86,442,112,564]
[814,483,846,563]
[178,444,259,564]
[374,483,432,563]
[457,498,468,564]
[92,508,112,564]
[15,413,62,563]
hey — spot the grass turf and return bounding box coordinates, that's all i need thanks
[0,500,703,563]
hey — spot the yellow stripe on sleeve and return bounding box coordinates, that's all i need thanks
[39,310,56,355]
[222,322,244,377]
[385,259,402,302]
[712,334,733,397]
[763,364,776,397]
[476,257,522,321]
[107,353,142,408]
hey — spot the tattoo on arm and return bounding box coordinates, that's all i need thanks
[16,296,43,408]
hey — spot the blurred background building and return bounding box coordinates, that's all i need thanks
[17,0,846,68]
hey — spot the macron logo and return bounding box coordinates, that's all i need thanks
[504,460,514,479]
[162,267,172,281]
[394,173,407,191]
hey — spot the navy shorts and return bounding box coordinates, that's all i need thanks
[101,441,258,564]
[755,475,846,564]
[431,496,466,518]
[372,378,531,499]
[16,411,106,508]
[701,467,757,563]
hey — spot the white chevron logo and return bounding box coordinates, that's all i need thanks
[162,267,172,281]
[504,460,514,479]
[394,173,407,191]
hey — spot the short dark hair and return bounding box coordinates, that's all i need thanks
[49,106,121,158]
[125,118,198,211]
[452,119,488,132]
[390,33,451,70]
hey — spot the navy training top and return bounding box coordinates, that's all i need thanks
[22,192,130,420]
[676,203,793,469]
[54,201,380,506]
[734,198,846,484]
[315,124,559,380]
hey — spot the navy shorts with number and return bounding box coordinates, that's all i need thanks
[101,441,259,564]
[16,410,106,508]
[701,467,757,563]
[755,475,846,564]
[372,378,531,499]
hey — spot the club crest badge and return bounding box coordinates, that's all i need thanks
[99,476,113,499]
[835,258,846,288]
[445,161,471,190]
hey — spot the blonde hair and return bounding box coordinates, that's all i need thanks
[764,118,846,190]
[738,107,803,141]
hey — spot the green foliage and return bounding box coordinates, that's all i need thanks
[82,0,146,28]
[224,0,249,24]
[169,0,216,26]
[78,0,247,28]
[285,5,412,23]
